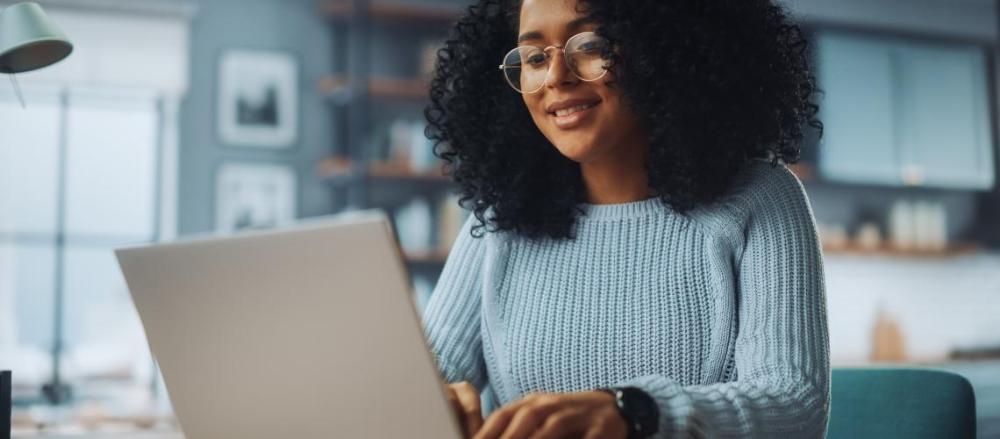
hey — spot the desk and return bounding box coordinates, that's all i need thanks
[14,434,182,439]
[11,412,181,439]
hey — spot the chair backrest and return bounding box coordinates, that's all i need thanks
[827,367,976,439]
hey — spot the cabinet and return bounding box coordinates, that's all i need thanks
[816,31,996,190]
[895,44,994,188]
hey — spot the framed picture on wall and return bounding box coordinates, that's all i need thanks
[217,49,299,149]
[215,162,297,233]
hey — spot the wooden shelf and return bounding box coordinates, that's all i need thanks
[788,163,815,182]
[822,242,979,258]
[321,1,462,23]
[317,157,451,185]
[318,75,429,101]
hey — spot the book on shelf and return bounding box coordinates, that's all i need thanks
[437,193,467,252]
[394,198,433,253]
[420,38,446,82]
[385,119,438,172]
[393,193,467,263]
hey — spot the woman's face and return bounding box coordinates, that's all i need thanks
[517,0,646,165]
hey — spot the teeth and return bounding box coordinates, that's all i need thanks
[554,103,596,117]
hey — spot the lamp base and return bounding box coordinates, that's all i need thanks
[2,371,11,439]
[41,381,71,405]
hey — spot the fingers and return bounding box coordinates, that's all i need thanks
[473,396,530,439]
[473,400,520,439]
[581,416,623,439]
[498,402,550,439]
[583,406,628,439]
[452,382,484,438]
[527,409,584,439]
[474,391,627,439]
[475,393,559,439]
[582,425,612,439]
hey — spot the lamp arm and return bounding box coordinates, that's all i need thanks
[6,72,26,108]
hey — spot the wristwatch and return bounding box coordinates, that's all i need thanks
[598,386,660,439]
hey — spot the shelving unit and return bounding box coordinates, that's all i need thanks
[822,242,979,258]
[317,0,466,281]
[317,156,451,184]
[788,163,815,182]
[404,248,451,267]
[322,0,461,22]
[318,75,430,102]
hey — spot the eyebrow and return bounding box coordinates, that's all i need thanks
[518,16,595,43]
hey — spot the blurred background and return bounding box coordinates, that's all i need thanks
[0,0,998,437]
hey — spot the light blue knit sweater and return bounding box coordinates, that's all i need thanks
[421,161,831,437]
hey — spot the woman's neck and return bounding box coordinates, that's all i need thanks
[580,136,652,205]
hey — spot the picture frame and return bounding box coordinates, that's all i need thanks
[215,162,297,234]
[217,49,299,149]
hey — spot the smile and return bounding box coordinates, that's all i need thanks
[549,101,600,129]
[554,102,597,117]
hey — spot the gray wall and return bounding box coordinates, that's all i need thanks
[781,0,997,41]
[175,0,470,235]
[173,0,998,239]
[178,0,335,235]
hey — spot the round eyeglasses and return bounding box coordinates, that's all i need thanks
[498,31,611,94]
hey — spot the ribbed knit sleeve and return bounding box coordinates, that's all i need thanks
[622,165,831,437]
[421,213,490,390]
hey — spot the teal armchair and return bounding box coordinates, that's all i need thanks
[827,368,977,438]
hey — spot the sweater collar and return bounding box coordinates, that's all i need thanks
[578,196,666,220]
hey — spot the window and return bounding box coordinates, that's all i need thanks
[0,86,164,405]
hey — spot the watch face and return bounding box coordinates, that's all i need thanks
[619,387,659,436]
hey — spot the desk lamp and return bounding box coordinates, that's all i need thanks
[1,1,72,105]
[0,1,72,417]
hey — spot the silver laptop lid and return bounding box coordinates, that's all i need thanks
[116,211,462,439]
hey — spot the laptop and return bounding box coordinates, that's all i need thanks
[115,211,463,439]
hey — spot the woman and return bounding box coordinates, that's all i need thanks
[422,0,829,437]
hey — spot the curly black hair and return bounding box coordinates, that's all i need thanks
[424,0,823,241]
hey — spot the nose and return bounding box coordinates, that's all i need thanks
[545,49,578,89]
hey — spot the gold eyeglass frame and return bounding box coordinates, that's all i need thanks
[497,31,611,94]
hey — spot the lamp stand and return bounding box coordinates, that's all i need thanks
[40,90,70,405]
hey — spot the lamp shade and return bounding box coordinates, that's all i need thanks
[0,2,72,74]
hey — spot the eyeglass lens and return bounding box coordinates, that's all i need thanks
[502,32,610,93]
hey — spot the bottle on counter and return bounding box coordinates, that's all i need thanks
[889,200,915,251]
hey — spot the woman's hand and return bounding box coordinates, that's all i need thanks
[445,381,485,438]
[472,390,627,439]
